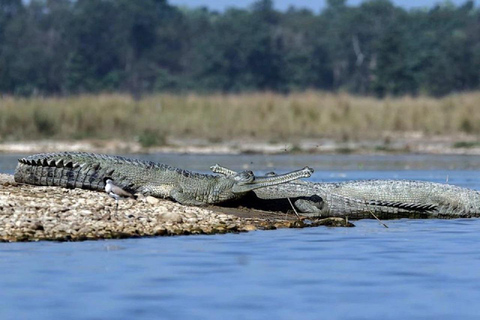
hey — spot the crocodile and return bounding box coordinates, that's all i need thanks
[14,152,313,206]
[211,164,480,219]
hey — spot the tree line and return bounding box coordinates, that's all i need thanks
[0,0,479,97]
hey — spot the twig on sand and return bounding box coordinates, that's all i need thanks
[287,197,301,219]
[369,210,389,228]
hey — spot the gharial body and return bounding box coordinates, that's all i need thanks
[211,164,480,219]
[14,152,480,219]
[13,152,313,206]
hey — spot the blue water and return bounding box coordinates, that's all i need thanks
[2,153,480,319]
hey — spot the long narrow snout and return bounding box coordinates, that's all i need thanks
[232,166,313,193]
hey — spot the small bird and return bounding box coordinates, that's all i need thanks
[104,178,135,211]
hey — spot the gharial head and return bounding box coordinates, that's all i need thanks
[230,166,314,194]
[232,170,255,185]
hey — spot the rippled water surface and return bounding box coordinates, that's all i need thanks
[2,153,480,319]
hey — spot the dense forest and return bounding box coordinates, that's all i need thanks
[0,0,479,97]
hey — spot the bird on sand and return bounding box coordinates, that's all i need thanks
[104,178,136,211]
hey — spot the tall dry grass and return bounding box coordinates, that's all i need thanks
[1,91,479,145]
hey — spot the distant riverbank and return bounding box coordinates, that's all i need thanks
[1,135,480,155]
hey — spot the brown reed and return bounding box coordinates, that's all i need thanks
[1,91,479,145]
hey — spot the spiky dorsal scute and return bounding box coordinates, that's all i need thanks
[18,153,78,168]
[366,200,438,212]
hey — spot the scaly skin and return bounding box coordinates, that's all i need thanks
[14,152,313,206]
[211,165,480,219]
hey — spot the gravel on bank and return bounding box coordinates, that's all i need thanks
[0,174,352,242]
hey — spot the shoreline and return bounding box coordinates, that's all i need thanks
[1,134,480,155]
[0,174,352,242]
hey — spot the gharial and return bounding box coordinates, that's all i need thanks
[211,164,480,219]
[14,152,313,206]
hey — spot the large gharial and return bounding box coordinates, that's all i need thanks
[14,152,313,206]
[211,164,480,219]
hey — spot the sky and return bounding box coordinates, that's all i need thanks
[168,0,474,12]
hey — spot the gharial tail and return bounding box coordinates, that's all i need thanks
[14,153,115,192]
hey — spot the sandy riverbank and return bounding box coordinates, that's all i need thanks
[0,174,352,242]
[1,134,480,155]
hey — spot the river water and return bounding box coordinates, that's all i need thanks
[1,153,480,319]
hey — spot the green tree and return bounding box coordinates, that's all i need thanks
[0,0,24,93]
[65,0,123,93]
[0,0,479,96]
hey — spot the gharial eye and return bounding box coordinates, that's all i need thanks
[234,170,255,183]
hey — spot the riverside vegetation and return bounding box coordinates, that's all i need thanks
[1,92,480,148]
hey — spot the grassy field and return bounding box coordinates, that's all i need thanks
[1,91,479,147]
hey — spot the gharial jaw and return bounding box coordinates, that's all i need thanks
[221,166,314,194]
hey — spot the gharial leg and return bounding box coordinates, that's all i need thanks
[292,196,325,215]
[170,188,208,206]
